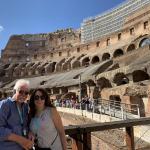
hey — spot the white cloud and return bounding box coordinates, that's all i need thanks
[0,26,4,32]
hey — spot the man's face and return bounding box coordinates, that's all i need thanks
[15,85,29,103]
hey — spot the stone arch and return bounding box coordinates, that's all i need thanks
[77,54,86,60]
[130,96,145,117]
[3,64,10,69]
[62,57,75,71]
[102,53,110,61]
[13,63,25,77]
[72,54,85,69]
[86,79,96,86]
[139,38,150,48]
[132,70,149,82]
[127,44,136,52]
[51,62,57,72]
[61,87,68,94]
[61,92,76,100]
[29,62,40,76]
[72,60,80,69]
[93,86,101,99]
[72,60,81,69]
[91,56,100,64]
[97,77,112,89]
[9,64,19,76]
[82,57,90,67]
[38,62,49,76]
[62,62,71,71]
[113,49,124,58]
[55,58,66,72]
[44,62,56,73]
[113,73,129,86]
[80,83,87,99]
[109,95,121,110]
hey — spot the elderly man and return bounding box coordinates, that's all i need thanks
[0,79,34,150]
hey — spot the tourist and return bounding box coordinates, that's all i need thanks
[29,88,67,150]
[0,79,34,150]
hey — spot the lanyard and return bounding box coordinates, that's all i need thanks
[16,104,24,125]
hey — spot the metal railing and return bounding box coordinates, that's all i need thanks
[65,117,150,150]
[56,98,140,120]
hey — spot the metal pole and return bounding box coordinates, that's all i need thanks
[137,104,140,118]
[126,126,135,150]
[121,104,124,120]
[79,75,81,103]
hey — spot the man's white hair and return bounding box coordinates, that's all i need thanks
[14,79,30,91]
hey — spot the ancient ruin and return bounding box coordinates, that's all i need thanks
[1,0,150,119]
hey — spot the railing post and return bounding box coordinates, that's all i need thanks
[137,104,140,118]
[109,103,111,121]
[125,126,135,150]
[92,103,95,119]
[83,132,91,150]
[121,104,124,120]
[71,133,83,150]
[99,105,101,121]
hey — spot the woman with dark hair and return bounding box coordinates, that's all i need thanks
[29,88,67,150]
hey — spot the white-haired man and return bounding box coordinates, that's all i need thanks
[0,79,34,150]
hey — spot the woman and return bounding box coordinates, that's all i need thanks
[29,88,67,150]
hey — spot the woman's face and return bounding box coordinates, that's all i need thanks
[34,90,45,110]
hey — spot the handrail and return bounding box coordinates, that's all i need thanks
[65,117,150,150]
[65,117,150,133]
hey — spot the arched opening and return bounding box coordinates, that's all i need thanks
[91,56,100,64]
[53,87,59,94]
[61,92,76,100]
[3,64,10,69]
[132,70,149,82]
[61,87,68,94]
[82,57,90,67]
[77,54,86,61]
[102,53,110,61]
[80,83,87,99]
[139,38,150,47]
[93,86,101,99]
[109,95,121,110]
[113,73,129,86]
[127,44,135,52]
[97,77,112,89]
[113,49,124,58]
[51,62,56,72]
[72,60,80,69]
[55,58,65,72]
[41,68,46,75]
[62,62,71,71]
[130,96,145,117]
[86,79,96,87]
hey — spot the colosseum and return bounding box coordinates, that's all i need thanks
[2,0,150,149]
[1,0,150,118]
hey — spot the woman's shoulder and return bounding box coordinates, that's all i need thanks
[45,106,56,110]
[45,107,57,115]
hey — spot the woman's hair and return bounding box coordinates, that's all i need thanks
[29,88,54,118]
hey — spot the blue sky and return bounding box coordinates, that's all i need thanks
[0,0,125,51]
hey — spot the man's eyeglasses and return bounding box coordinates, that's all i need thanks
[18,90,29,95]
[34,95,45,101]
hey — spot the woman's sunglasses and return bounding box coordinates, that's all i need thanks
[18,90,29,95]
[34,95,45,101]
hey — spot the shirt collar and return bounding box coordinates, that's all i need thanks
[8,97,16,102]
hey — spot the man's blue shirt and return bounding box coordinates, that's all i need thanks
[0,97,29,150]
